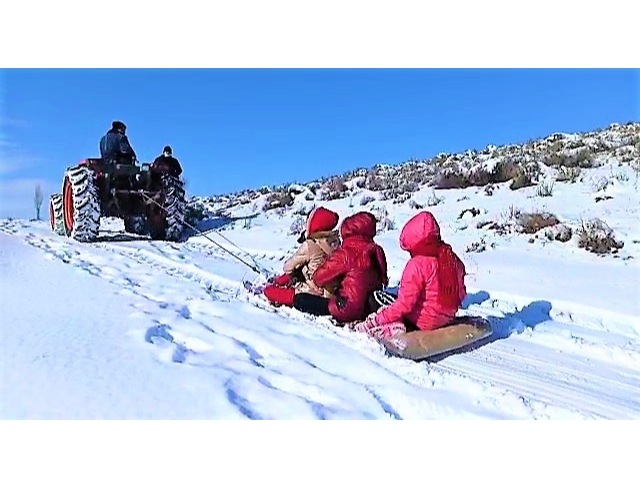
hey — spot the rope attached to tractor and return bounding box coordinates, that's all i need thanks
[139,192,267,276]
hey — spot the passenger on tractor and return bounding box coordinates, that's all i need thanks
[99,121,137,165]
[152,145,183,177]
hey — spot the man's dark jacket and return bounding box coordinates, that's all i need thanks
[152,154,183,177]
[100,129,137,163]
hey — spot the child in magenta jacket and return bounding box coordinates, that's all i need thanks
[354,211,467,340]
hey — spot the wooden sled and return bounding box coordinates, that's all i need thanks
[380,315,492,361]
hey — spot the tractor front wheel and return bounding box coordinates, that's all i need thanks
[124,215,148,235]
[49,193,65,236]
[148,175,186,242]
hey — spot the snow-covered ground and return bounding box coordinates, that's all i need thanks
[1,157,639,420]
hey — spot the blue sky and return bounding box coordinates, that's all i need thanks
[1,69,638,219]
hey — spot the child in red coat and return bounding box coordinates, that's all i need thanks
[312,211,389,323]
[354,211,467,340]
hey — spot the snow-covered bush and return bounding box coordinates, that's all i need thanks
[370,205,395,233]
[184,200,207,226]
[426,191,444,207]
[360,195,376,206]
[590,176,610,193]
[293,202,315,216]
[544,224,573,242]
[289,215,306,236]
[577,219,624,254]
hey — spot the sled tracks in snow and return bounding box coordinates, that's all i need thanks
[5,225,640,419]
[424,327,640,419]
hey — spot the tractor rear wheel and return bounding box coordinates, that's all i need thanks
[62,166,101,242]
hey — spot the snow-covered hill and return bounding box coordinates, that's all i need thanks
[1,122,639,419]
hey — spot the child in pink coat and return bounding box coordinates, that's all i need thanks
[354,211,467,340]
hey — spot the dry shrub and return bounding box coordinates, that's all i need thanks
[476,220,494,229]
[575,150,595,168]
[466,238,487,253]
[321,177,348,200]
[491,159,521,183]
[556,166,581,183]
[536,180,555,197]
[434,171,471,189]
[545,150,595,168]
[510,170,535,190]
[263,191,294,211]
[364,173,388,191]
[467,169,492,186]
[458,207,481,220]
[595,195,613,203]
[517,211,560,234]
[392,193,412,204]
[503,204,522,221]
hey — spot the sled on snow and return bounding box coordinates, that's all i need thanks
[380,315,492,361]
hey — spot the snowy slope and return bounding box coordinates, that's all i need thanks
[1,145,639,419]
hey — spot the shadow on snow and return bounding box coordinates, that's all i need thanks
[371,287,553,361]
[425,292,553,362]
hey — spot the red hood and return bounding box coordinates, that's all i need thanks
[340,212,377,240]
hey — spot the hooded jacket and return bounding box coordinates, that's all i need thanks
[313,211,388,323]
[376,211,467,331]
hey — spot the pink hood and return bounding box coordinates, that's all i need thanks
[399,211,441,252]
[376,210,466,331]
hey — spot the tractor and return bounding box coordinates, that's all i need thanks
[49,158,187,242]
